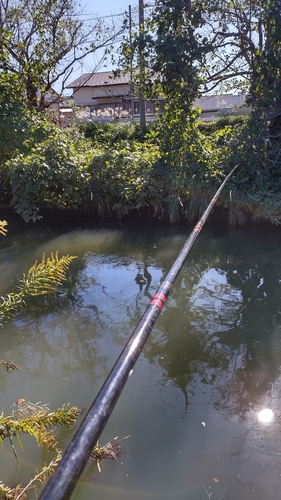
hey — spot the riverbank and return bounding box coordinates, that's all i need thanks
[0,201,263,230]
[2,115,281,226]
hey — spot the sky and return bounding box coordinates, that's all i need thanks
[60,0,139,89]
[82,0,138,17]
[56,0,153,93]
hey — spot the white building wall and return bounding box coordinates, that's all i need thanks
[72,84,130,106]
[73,89,246,111]
[194,93,245,111]
[72,88,94,106]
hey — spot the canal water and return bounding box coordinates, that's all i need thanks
[1,218,281,499]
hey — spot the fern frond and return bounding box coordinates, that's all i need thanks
[19,252,77,297]
[0,480,15,499]
[0,402,80,452]
[15,452,62,500]
[0,252,77,323]
[0,220,7,237]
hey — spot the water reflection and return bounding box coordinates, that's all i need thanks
[1,221,281,498]
[140,227,281,418]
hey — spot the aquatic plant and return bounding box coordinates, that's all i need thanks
[0,452,62,499]
[0,225,79,497]
[0,221,7,236]
[0,400,79,500]
[0,401,80,455]
[0,251,77,323]
[0,481,16,499]
[0,223,125,498]
[14,452,62,500]
[91,436,129,473]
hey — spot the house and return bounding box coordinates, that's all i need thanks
[66,71,164,121]
[66,70,249,123]
[194,93,249,120]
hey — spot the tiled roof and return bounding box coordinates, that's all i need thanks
[66,71,130,88]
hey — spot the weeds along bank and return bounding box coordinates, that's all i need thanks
[1,113,281,226]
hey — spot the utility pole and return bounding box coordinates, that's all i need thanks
[139,0,146,129]
[129,5,134,122]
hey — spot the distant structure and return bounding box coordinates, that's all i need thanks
[63,70,250,124]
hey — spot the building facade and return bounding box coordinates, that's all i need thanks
[66,71,248,123]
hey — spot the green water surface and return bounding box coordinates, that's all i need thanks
[1,218,281,500]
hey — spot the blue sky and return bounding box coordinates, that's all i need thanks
[58,1,141,91]
[67,0,139,80]
[81,0,137,18]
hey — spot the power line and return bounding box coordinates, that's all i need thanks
[73,2,156,22]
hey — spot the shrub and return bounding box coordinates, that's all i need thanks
[87,142,160,217]
[7,132,90,222]
[80,121,151,146]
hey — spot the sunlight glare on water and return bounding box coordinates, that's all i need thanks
[258,408,275,424]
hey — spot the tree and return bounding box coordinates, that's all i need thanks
[122,0,206,108]
[120,0,212,188]
[124,0,281,114]
[0,0,126,111]
[250,0,281,111]
[194,0,281,112]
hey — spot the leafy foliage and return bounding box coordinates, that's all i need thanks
[80,121,148,146]
[0,0,126,110]
[0,402,80,453]
[87,140,160,217]
[120,0,281,114]
[2,107,281,225]
[250,0,281,112]
[7,131,90,222]
[0,73,50,170]
[0,252,77,323]
[0,221,7,236]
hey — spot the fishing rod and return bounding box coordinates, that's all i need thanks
[39,164,238,500]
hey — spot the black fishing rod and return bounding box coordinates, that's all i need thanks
[39,165,238,500]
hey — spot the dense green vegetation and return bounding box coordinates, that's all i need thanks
[0,0,281,225]
[1,85,281,225]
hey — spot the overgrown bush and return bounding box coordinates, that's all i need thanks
[0,74,53,203]
[2,100,281,225]
[80,121,152,146]
[0,75,57,166]
[198,112,281,224]
[7,132,91,222]
[87,141,160,217]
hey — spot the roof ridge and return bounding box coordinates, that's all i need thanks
[66,70,130,89]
